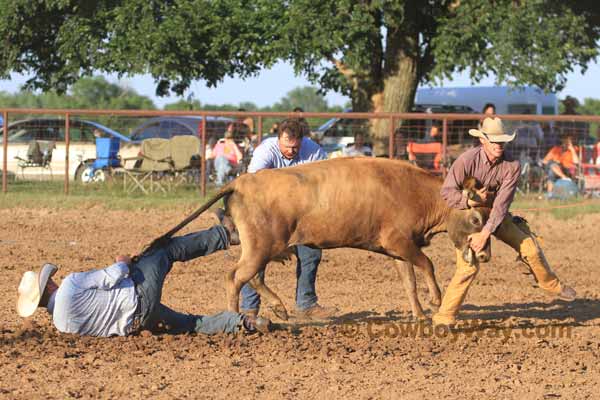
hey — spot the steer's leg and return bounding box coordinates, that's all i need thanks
[226,243,290,320]
[409,249,442,309]
[383,236,441,320]
[247,268,289,320]
[394,260,426,320]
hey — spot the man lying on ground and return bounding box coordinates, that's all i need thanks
[16,215,271,337]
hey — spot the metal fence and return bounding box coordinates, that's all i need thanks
[1,108,600,197]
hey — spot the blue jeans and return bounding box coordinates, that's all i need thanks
[129,225,243,335]
[240,245,321,311]
[215,156,233,185]
[545,161,573,182]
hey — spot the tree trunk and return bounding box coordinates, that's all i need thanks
[371,1,420,156]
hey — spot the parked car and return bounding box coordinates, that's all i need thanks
[119,116,240,162]
[0,118,130,181]
[312,104,479,155]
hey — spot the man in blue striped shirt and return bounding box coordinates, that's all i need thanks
[240,118,338,320]
[16,222,271,337]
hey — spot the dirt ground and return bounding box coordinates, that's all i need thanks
[1,205,599,399]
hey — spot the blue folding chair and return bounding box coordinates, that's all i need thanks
[81,138,121,183]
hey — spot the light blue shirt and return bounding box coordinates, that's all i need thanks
[247,137,327,173]
[53,262,138,337]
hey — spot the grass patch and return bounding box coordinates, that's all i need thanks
[0,180,219,210]
[512,193,600,219]
[2,181,600,220]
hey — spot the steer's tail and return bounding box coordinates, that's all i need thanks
[134,185,235,261]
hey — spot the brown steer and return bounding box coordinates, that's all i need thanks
[149,157,490,320]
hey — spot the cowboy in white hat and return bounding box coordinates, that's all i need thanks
[16,219,271,337]
[432,116,576,326]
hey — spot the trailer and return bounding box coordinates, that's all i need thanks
[416,86,558,115]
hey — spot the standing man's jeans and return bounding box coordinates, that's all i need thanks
[130,225,243,334]
[241,245,321,311]
[215,156,234,186]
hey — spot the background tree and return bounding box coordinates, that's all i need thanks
[1,1,598,152]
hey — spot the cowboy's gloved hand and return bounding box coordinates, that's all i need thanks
[468,230,490,253]
[115,255,132,265]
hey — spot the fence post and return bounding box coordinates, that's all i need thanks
[442,118,448,178]
[2,111,7,193]
[201,115,207,197]
[389,116,395,159]
[257,116,263,144]
[64,113,70,195]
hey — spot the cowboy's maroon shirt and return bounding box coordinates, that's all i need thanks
[441,146,521,234]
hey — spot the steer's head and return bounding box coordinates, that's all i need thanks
[446,177,492,264]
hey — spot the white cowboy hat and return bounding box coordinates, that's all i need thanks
[469,117,516,143]
[17,263,58,317]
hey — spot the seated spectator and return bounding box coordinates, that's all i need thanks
[420,122,442,143]
[205,135,218,179]
[342,133,373,157]
[212,124,243,186]
[542,131,580,192]
[482,103,496,115]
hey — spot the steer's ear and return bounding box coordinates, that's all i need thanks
[462,176,479,191]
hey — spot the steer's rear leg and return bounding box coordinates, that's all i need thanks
[225,253,290,321]
[247,269,289,320]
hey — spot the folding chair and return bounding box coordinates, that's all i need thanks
[120,138,173,194]
[407,142,444,174]
[81,137,122,183]
[169,135,201,186]
[15,140,55,180]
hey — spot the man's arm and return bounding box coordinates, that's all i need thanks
[247,142,274,173]
[440,156,470,209]
[72,261,130,290]
[314,145,328,161]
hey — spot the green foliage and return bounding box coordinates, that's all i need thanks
[0,76,155,110]
[432,1,598,92]
[578,98,600,116]
[0,0,597,115]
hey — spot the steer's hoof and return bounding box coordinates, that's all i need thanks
[429,299,441,311]
[269,305,289,321]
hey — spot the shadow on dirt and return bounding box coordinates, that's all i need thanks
[275,298,600,334]
[461,298,600,325]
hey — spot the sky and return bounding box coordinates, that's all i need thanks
[0,59,598,109]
